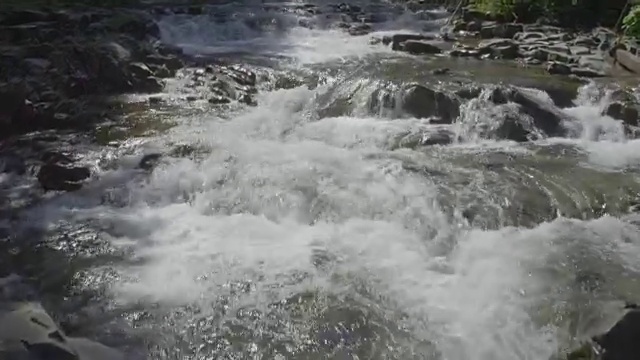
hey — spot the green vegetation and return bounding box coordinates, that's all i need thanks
[468,0,628,27]
[623,5,640,38]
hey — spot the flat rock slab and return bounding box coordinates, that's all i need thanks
[615,49,640,74]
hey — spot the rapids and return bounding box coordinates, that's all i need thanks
[10,1,640,359]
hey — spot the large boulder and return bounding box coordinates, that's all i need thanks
[489,86,568,137]
[604,102,639,127]
[401,84,460,123]
[0,302,124,360]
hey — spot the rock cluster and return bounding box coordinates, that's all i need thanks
[366,80,640,146]
[0,8,184,138]
[182,64,259,106]
[0,7,188,193]
[370,7,619,79]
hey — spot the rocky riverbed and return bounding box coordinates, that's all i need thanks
[2,1,640,359]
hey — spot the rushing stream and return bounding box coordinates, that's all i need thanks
[9,1,640,359]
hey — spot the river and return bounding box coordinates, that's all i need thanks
[11,1,640,359]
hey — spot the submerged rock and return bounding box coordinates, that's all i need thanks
[138,153,163,171]
[37,162,90,191]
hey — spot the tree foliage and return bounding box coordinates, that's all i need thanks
[468,0,627,28]
[623,5,640,38]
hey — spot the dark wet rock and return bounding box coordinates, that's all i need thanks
[135,76,165,93]
[37,162,90,192]
[592,308,640,360]
[532,84,578,108]
[129,62,154,79]
[401,84,460,123]
[392,128,456,149]
[477,39,519,59]
[209,95,231,105]
[523,48,573,63]
[148,63,173,78]
[145,54,184,71]
[139,153,162,171]
[387,33,435,51]
[348,23,372,36]
[514,31,545,42]
[546,62,572,75]
[604,102,639,127]
[400,40,442,55]
[0,302,124,360]
[239,93,258,106]
[449,48,480,58]
[224,65,257,87]
[455,86,482,100]
[570,67,606,78]
[368,87,396,114]
[494,112,533,142]
[489,87,568,137]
